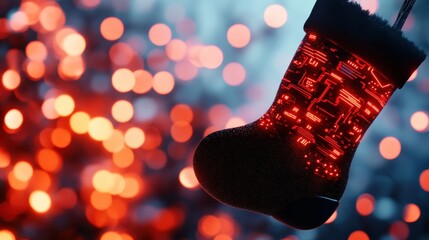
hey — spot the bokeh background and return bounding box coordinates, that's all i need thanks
[0,0,428,239]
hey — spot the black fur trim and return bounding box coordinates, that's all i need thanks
[304,0,426,88]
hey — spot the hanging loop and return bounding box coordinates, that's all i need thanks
[393,0,417,30]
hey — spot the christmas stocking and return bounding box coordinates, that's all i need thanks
[193,0,426,229]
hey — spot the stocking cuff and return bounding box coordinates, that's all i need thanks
[304,0,426,88]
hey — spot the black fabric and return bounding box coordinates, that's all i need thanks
[304,0,426,88]
[193,122,352,228]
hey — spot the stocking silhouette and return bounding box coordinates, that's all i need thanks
[194,0,426,229]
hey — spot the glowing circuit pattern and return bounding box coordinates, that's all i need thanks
[258,34,396,180]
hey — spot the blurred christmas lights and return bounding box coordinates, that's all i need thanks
[0,0,427,239]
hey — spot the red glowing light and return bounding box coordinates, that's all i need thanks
[28,170,52,191]
[29,190,51,213]
[225,117,246,129]
[420,169,429,192]
[403,203,421,223]
[264,4,288,28]
[2,70,21,90]
[174,61,198,81]
[324,210,337,224]
[223,62,246,86]
[171,121,193,143]
[199,215,221,237]
[170,104,193,123]
[51,128,72,148]
[410,111,429,132]
[112,68,136,93]
[144,149,167,170]
[133,69,153,93]
[0,18,9,39]
[0,229,15,240]
[379,136,401,160]
[227,24,251,48]
[0,149,11,168]
[9,11,30,32]
[179,167,199,189]
[58,56,85,80]
[4,109,24,130]
[70,112,91,134]
[258,34,396,179]
[99,231,123,240]
[149,23,172,46]
[100,17,124,41]
[25,60,45,80]
[348,231,369,240]
[90,191,112,210]
[102,130,125,153]
[77,0,101,9]
[111,100,134,123]
[356,193,375,216]
[153,71,175,95]
[109,42,134,66]
[124,127,145,149]
[57,188,77,209]
[37,148,62,173]
[19,1,40,25]
[39,4,65,31]
[353,0,379,14]
[26,41,48,61]
[88,117,114,141]
[113,146,135,168]
[166,39,187,61]
[389,221,409,240]
[408,69,418,82]
[62,33,86,56]
[199,45,223,69]
[120,174,143,198]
